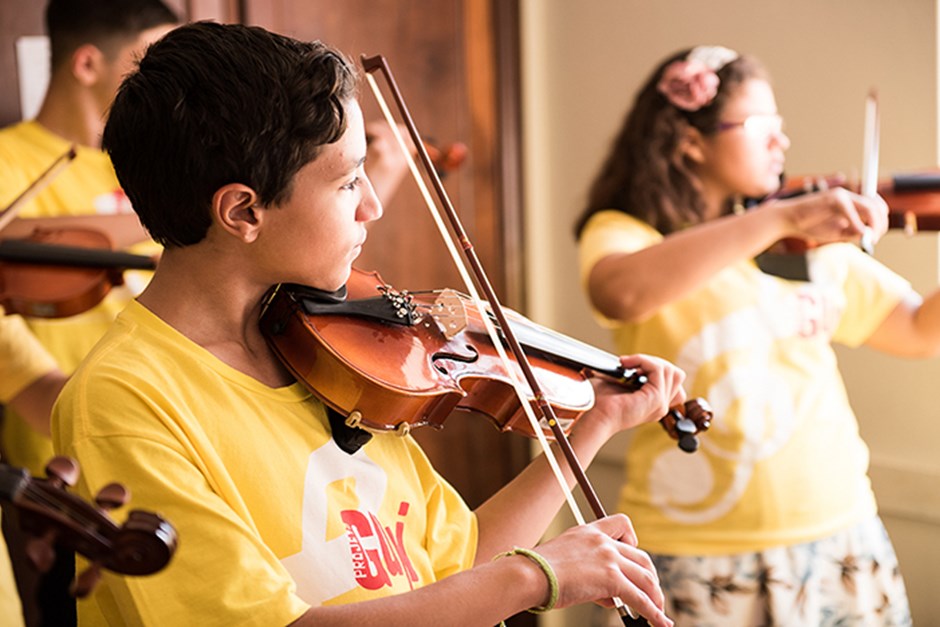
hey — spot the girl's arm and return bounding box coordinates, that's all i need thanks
[588,189,886,322]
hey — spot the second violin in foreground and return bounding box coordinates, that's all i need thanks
[0,228,157,319]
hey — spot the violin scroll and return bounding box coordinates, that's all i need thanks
[659,399,713,453]
[0,456,178,597]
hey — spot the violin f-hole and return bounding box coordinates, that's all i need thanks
[432,344,480,374]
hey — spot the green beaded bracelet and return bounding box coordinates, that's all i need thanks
[494,546,559,614]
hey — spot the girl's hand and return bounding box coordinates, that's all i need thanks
[776,187,889,246]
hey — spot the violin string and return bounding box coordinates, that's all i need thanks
[364,70,585,525]
[20,482,107,532]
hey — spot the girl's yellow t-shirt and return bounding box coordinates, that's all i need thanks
[579,210,911,555]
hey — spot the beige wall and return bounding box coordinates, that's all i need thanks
[520,0,940,624]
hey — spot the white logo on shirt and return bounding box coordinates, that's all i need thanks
[281,440,417,604]
[649,277,837,523]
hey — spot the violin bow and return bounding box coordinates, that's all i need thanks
[0,146,77,232]
[860,89,879,251]
[362,54,646,625]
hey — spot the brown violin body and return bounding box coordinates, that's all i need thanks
[260,268,596,438]
[877,169,940,233]
[260,268,711,447]
[0,227,156,319]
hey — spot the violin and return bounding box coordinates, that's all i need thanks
[259,267,712,449]
[0,228,157,319]
[760,94,940,237]
[0,146,156,319]
[0,456,177,597]
[766,169,940,236]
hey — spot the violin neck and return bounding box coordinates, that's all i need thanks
[0,239,156,271]
[496,313,630,381]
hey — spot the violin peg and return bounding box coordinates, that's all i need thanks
[25,532,57,573]
[660,401,714,454]
[95,482,129,510]
[440,141,468,172]
[673,414,699,453]
[71,564,102,598]
[677,431,699,454]
[45,456,80,487]
[684,398,714,433]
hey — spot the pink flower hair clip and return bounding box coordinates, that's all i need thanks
[657,45,739,112]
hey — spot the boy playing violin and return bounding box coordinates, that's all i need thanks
[52,22,685,626]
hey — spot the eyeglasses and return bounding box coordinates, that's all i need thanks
[716,113,785,138]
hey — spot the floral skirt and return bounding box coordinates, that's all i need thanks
[596,516,911,627]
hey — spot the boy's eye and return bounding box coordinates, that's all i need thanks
[342,177,361,191]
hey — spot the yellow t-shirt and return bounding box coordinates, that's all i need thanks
[0,120,151,475]
[579,211,911,555]
[52,300,477,625]
[0,312,56,403]
[0,309,55,627]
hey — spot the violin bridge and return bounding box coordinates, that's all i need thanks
[431,289,468,338]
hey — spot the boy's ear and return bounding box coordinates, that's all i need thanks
[680,126,707,165]
[214,184,263,243]
[71,44,105,87]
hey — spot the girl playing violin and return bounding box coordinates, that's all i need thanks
[575,46,923,626]
[53,23,686,626]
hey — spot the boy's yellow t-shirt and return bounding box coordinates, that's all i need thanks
[53,301,477,625]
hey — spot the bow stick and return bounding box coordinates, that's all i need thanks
[0,146,76,232]
[361,54,647,625]
[860,89,879,249]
